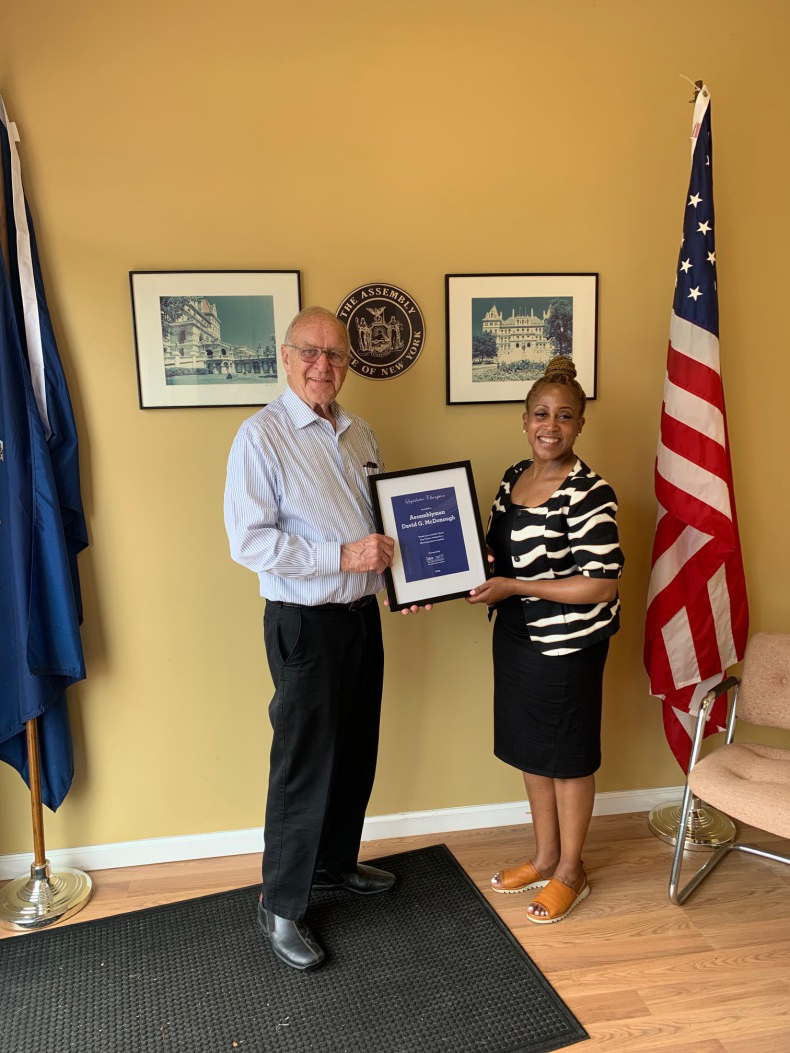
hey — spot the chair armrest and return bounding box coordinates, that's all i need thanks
[686,675,740,775]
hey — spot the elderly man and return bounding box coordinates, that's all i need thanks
[224,306,400,971]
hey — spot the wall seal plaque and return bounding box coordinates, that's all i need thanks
[337,283,425,379]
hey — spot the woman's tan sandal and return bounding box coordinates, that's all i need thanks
[490,860,550,895]
[525,873,590,923]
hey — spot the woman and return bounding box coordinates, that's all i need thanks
[467,357,623,924]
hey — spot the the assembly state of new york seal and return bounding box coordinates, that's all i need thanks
[336,283,425,379]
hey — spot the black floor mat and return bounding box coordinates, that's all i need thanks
[1,843,587,1052]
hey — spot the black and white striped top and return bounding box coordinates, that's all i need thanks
[487,458,624,656]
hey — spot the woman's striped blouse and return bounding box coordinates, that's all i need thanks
[487,458,625,656]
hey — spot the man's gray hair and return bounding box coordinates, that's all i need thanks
[283,306,351,353]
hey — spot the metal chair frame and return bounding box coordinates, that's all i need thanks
[669,675,790,905]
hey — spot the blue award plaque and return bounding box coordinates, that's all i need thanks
[369,461,488,611]
[392,488,469,583]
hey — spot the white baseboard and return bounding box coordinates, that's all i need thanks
[0,784,683,880]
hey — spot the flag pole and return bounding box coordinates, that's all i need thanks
[0,719,92,931]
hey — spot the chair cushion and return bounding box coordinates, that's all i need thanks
[688,742,790,840]
[738,633,790,731]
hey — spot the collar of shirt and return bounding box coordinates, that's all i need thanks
[504,456,583,501]
[281,385,351,436]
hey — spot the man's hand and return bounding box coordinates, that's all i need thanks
[466,576,515,606]
[340,534,395,574]
[384,599,433,615]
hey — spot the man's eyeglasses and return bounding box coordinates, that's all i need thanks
[285,344,351,366]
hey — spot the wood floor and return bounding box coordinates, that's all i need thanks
[3,811,790,1051]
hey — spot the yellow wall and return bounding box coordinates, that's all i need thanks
[2,0,789,855]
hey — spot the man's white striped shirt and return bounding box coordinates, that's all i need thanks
[224,386,384,604]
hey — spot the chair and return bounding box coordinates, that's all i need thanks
[669,632,790,904]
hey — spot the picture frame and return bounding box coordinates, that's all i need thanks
[369,461,488,612]
[445,273,598,405]
[130,270,301,408]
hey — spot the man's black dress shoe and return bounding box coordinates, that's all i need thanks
[257,901,325,970]
[312,863,396,895]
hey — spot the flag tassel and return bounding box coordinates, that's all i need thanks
[0,720,93,931]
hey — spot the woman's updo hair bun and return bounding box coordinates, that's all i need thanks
[544,356,577,382]
[525,355,586,415]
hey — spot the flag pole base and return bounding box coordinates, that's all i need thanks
[0,860,92,931]
[648,800,736,852]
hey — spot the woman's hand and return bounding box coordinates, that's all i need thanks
[466,577,515,605]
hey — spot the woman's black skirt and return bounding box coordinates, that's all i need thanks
[492,600,609,778]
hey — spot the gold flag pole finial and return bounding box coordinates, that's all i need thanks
[679,74,705,103]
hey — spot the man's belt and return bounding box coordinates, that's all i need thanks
[274,596,375,613]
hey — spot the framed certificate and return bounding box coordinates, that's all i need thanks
[369,461,489,611]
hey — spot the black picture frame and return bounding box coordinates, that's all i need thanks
[130,269,301,409]
[446,272,598,405]
[369,461,488,611]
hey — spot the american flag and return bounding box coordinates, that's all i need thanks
[644,84,749,771]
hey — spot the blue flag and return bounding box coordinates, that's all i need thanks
[0,99,88,810]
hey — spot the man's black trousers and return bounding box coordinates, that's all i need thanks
[261,598,384,920]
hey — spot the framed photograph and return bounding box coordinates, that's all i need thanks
[446,273,598,405]
[369,461,488,611]
[130,270,301,408]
